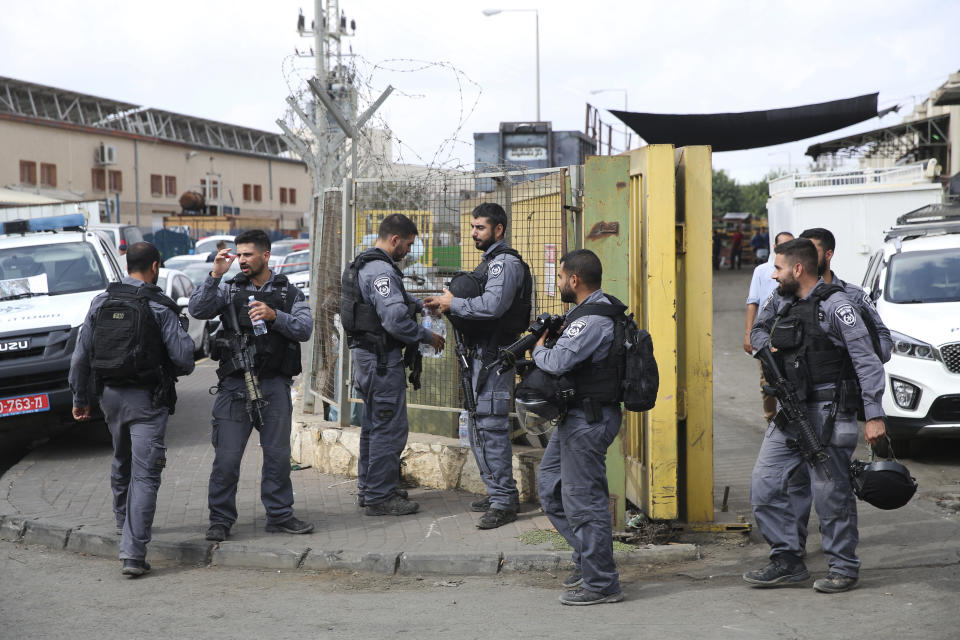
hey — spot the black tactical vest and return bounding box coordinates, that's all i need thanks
[769,282,848,395]
[340,249,417,352]
[458,244,532,347]
[222,274,301,378]
[565,296,628,406]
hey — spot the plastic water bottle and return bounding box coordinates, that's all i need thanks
[250,295,268,336]
[458,410,470,447]
[419,311,443,358]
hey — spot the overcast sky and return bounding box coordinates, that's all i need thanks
[2,0,957,183]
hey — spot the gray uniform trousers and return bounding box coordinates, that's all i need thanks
[208,375,294,527]
[469,352,519,510]
[102,386,168,561]
[352,348,408,504]
[751,398,861,578]
[538,405,622,595]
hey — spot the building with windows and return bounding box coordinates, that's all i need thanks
[0,76,311,235]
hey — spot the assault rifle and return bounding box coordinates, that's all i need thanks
[220,298,268,429]
[484,313,565,375]
[453,327,477,419]
[755,346,832,477]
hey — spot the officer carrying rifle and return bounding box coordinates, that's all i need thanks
[746,238,886,594]
[189,229,314,542]
[424,202,532,530]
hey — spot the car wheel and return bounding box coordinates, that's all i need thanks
[197,326,212,359]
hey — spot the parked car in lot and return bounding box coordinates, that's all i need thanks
[269,238,310,268]
[861,203,960,451]
[277,249,311,299]
[157,267,215,358]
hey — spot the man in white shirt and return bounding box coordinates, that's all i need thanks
[742,231,794,420]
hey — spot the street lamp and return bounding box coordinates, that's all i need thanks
[590,88,629,152]
[482,8,540,122]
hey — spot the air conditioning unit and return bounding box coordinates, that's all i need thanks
[95,143,117,165]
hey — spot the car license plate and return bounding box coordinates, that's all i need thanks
[0,393,50,417]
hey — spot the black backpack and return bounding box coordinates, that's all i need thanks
[615,313,659,412]
[91,283,179,386]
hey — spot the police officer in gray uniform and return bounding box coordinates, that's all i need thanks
[745,238,887,593]
[341,213,444,516]
[70,242,195,577]
[530,249,623,606]
[425,202,532,529]
[753,227,892,555]
[189,230,314,542]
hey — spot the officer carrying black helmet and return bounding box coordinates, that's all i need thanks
[746,238,887,594]
[424,202,532,529]
[189,229,314,542]
[526,249,625,606]
[69,241,195,577]
[342,213,444,516]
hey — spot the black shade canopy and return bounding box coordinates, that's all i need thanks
[610,93,880,152]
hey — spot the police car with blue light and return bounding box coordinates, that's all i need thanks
[0,214,124,445]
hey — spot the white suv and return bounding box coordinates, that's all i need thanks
[0,214,124,446]
[861,203,960,449]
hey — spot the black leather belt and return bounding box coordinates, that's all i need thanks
[810,387,838,402]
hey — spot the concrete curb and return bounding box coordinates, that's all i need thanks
[0,512,700,576]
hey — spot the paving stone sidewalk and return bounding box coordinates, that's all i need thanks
[0,365,696,574]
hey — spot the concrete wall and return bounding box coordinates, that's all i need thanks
[0,118,311,231]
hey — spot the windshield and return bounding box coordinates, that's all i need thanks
[279,251,310,275]
[885,249,960,304]
[195,238,236,255]
[0,241,108,298]
[180,261,240,286]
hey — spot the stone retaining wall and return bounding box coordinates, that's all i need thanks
[290,404,544,503]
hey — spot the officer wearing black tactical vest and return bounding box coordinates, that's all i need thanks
[424,202,532,529]
[746,238,887,594]
[528,249,624,606]
[342,213,444,516]
[189,229,314,542]
[69,241,195,578]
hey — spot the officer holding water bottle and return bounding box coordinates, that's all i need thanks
[340,214,445,516]
[189,229,314,542]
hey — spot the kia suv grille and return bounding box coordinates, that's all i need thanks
[941,342,960,374]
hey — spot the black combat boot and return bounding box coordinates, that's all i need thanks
[742,557,809,587]
[813,572,858,593]
[476,507,517,529]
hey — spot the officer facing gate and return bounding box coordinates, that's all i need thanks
[341,213,444,516]
[189,229,314,542]
[424,202,532,530]
[69,241,195,577]
[527,249,624,606]
[746,238,886,594]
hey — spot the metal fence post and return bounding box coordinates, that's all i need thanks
[337,176,355,428]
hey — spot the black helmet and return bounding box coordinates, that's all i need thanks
[849,458,917,510]
[444,272,487,336]
[514,369,575,436]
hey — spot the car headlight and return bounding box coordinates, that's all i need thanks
[890,331,935,360]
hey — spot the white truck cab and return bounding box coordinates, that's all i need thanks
[0,214,123,445]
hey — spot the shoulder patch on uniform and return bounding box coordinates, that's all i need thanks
[489,261,504,278]
[373,276,391,298]
[566,319,587,337]
[835,303,857,327]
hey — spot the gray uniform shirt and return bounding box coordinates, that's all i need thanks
[69,276,196,407]
[355,248,431,353]
[449,240,523,324]
[532,289,615,375]
[188,270,313,365]
[750,278,886,421]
